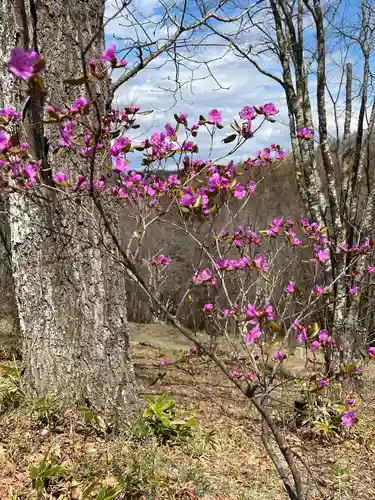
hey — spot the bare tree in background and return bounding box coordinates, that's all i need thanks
[206,0,375,363]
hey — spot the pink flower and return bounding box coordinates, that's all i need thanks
[239,106,256,121]
[114,157,129,173]
[159,255,169,266]
[234,183,246,199]
[0,130,9,151]
[59,120,74,147]
[286,281,295,295]
[208,109,222,125]
[313,285,325,296]
[54,171,68,184]
[241,121,253,139]
[259,103,278,116]
[23,163,39,186]
[167,174,180,187]
[231,369,241,378]
[368,265,375,274]
[192,269,216,286]
[160,359,167,366]
[247,371,254,379]
[264,303,274,321]
[297,128,313,140]
[100,43,116,62]
[317,378,329,389]
[109,136,131,157]
[318,330,329,343]
[179,189,196,207]
[202,303,214,312]
[297,331,308,345]
[164,123,175,138]
[248,181,256,193]
[70,96,88,114]
[253,253,268,272]
[315,248,329,264]
[348,286,359,297]
[274,350,286,362]
[311,340,321,350]
[341,410,357,428]
[100,43,127,68]
[369,346,375,358]
[8,47,41,81]
[245,325,262,344]
[0,106,21,122]
[176,112,188,123]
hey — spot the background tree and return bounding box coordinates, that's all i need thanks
[206,0,375,362]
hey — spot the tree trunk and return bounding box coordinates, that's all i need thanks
[0,0,140,415]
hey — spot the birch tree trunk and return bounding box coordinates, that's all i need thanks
[0,0,140,414]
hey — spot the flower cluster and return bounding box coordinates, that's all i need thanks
[151,255,169,266]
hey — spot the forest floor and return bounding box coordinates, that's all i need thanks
[0,320,375,499]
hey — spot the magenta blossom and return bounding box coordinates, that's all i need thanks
[259,103,278,116]
[369,346,375,358]
[341,410,357,428]
[246,325,262,344]
[247,371,254,379]
[253,253,268,272]
[315,248,329,264]
[274,350,286,362]
[176,112,188,124]
[164,123,175,138]
[297,128,313,140]
[248,180,256,193]
[234,183,246,199]
[239,106,256,121]
[151,254,169,266]
[59,120,74,147]
[70,96,88,114]
[202,303,214,312]
[311,340,321,350]
[8,47,42,81]
[348,286,359,297]
[286,281,295,295]
[317,378,329,389]
[54,172,68,184]
[313,285,325,296]
[231,369,242,378]
[208,109,222,125]
[192,269,216,286]
[179,189,196,207]
[297,331,308,345]
[114,157,129,174]
[0,106,21,122]
[160,359,167,366]
[0,130,8,151]
[100,43,116,61]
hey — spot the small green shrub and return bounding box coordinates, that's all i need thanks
[32,394,60,425]
[29,454,69,494]
[78,407,113,434]
[0,364,23,413]
[141,392,198,444]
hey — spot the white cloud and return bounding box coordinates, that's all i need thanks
[104,0,369,168]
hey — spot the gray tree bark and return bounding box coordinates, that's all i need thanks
[0,0,140,414]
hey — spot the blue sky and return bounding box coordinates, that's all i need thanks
[103,0,373,167]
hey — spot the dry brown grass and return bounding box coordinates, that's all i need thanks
[0,322,374,499]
